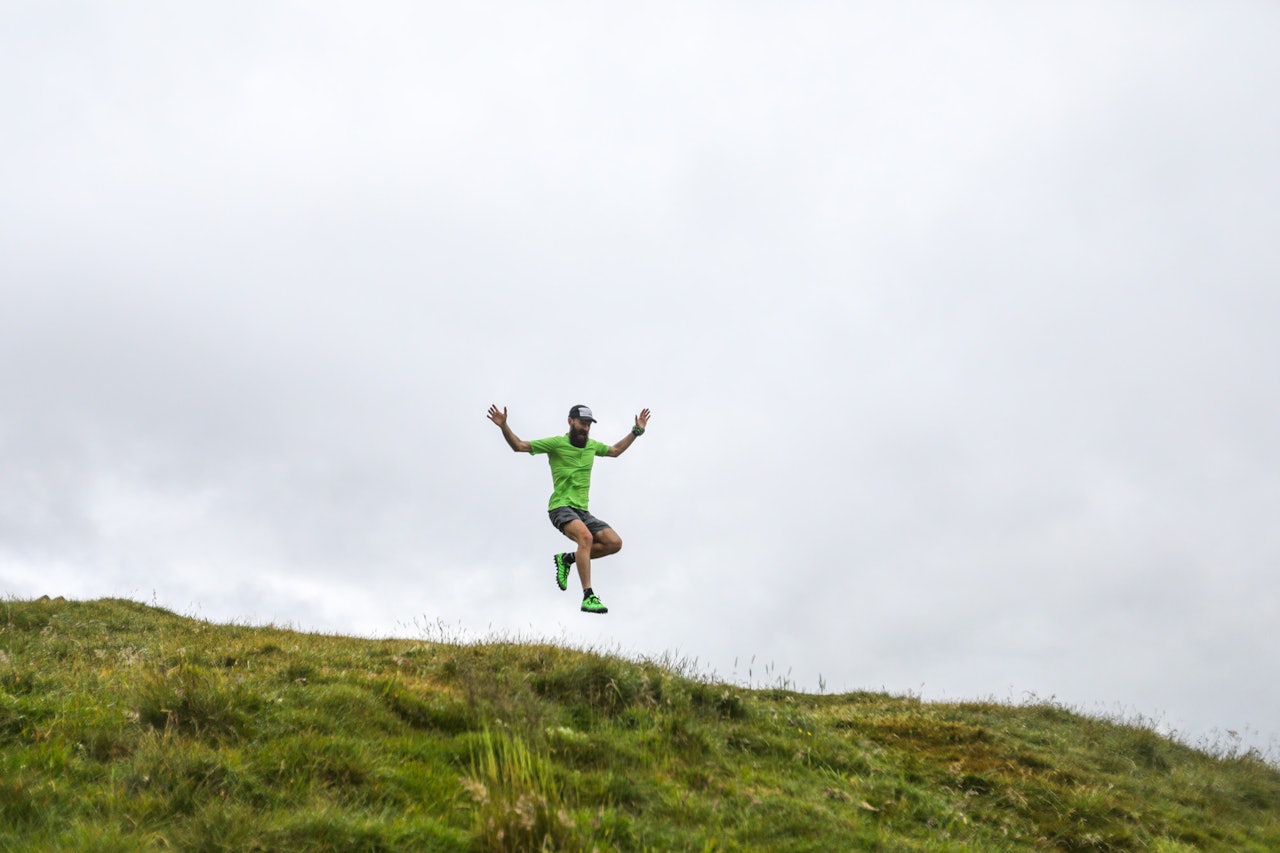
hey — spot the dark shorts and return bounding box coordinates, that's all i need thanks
[548,506,612,536]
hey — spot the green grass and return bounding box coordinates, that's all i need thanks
[1,597,1277,851]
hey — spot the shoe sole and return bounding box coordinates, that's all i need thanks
[554,555,569,591]
[581,607,608,614]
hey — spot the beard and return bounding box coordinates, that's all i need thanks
[568,426,589,448]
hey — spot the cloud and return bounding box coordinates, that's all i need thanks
[2,2,1279,755]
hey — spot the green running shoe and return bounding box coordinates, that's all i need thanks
[581,593,608,614]
[554,553,572,591]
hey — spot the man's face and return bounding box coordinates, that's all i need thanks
[568,417,592,447]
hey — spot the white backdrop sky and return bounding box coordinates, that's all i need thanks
[3,2,1278,755]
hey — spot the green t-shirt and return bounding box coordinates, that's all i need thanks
[528,435,611,511]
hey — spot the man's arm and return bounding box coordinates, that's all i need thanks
[607,407,651,457]
[487,404,531,453]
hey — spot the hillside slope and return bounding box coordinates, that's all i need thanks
[2,597,1277,851]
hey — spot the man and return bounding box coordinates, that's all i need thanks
[487,403,651,614]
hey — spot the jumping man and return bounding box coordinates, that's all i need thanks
[487,403,651,614]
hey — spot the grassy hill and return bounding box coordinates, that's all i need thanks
[1,597,1277,851]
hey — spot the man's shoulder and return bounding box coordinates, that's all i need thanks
[529,434,569,453]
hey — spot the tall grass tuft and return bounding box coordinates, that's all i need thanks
[133,661,252,743]
[463,728,578,852]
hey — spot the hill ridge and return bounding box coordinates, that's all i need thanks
[2,597,1277,850]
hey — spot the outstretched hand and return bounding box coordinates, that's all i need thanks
[487,404,508,427]
[635,408,651,430]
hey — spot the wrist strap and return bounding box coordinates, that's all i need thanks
[632,425,645,437]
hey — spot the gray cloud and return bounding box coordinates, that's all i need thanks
[3,2,1278,755]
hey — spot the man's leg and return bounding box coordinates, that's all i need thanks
[590,527,622,560]
[560,516,619,615]
[560,519,595,590]
[561,518,623,586]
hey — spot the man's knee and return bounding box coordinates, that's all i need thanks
[597,529,622,555]
[565,521,593,549]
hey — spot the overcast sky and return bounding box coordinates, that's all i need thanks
[3,2,1278,756]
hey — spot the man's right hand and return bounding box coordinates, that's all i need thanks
[489,405,530,452]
